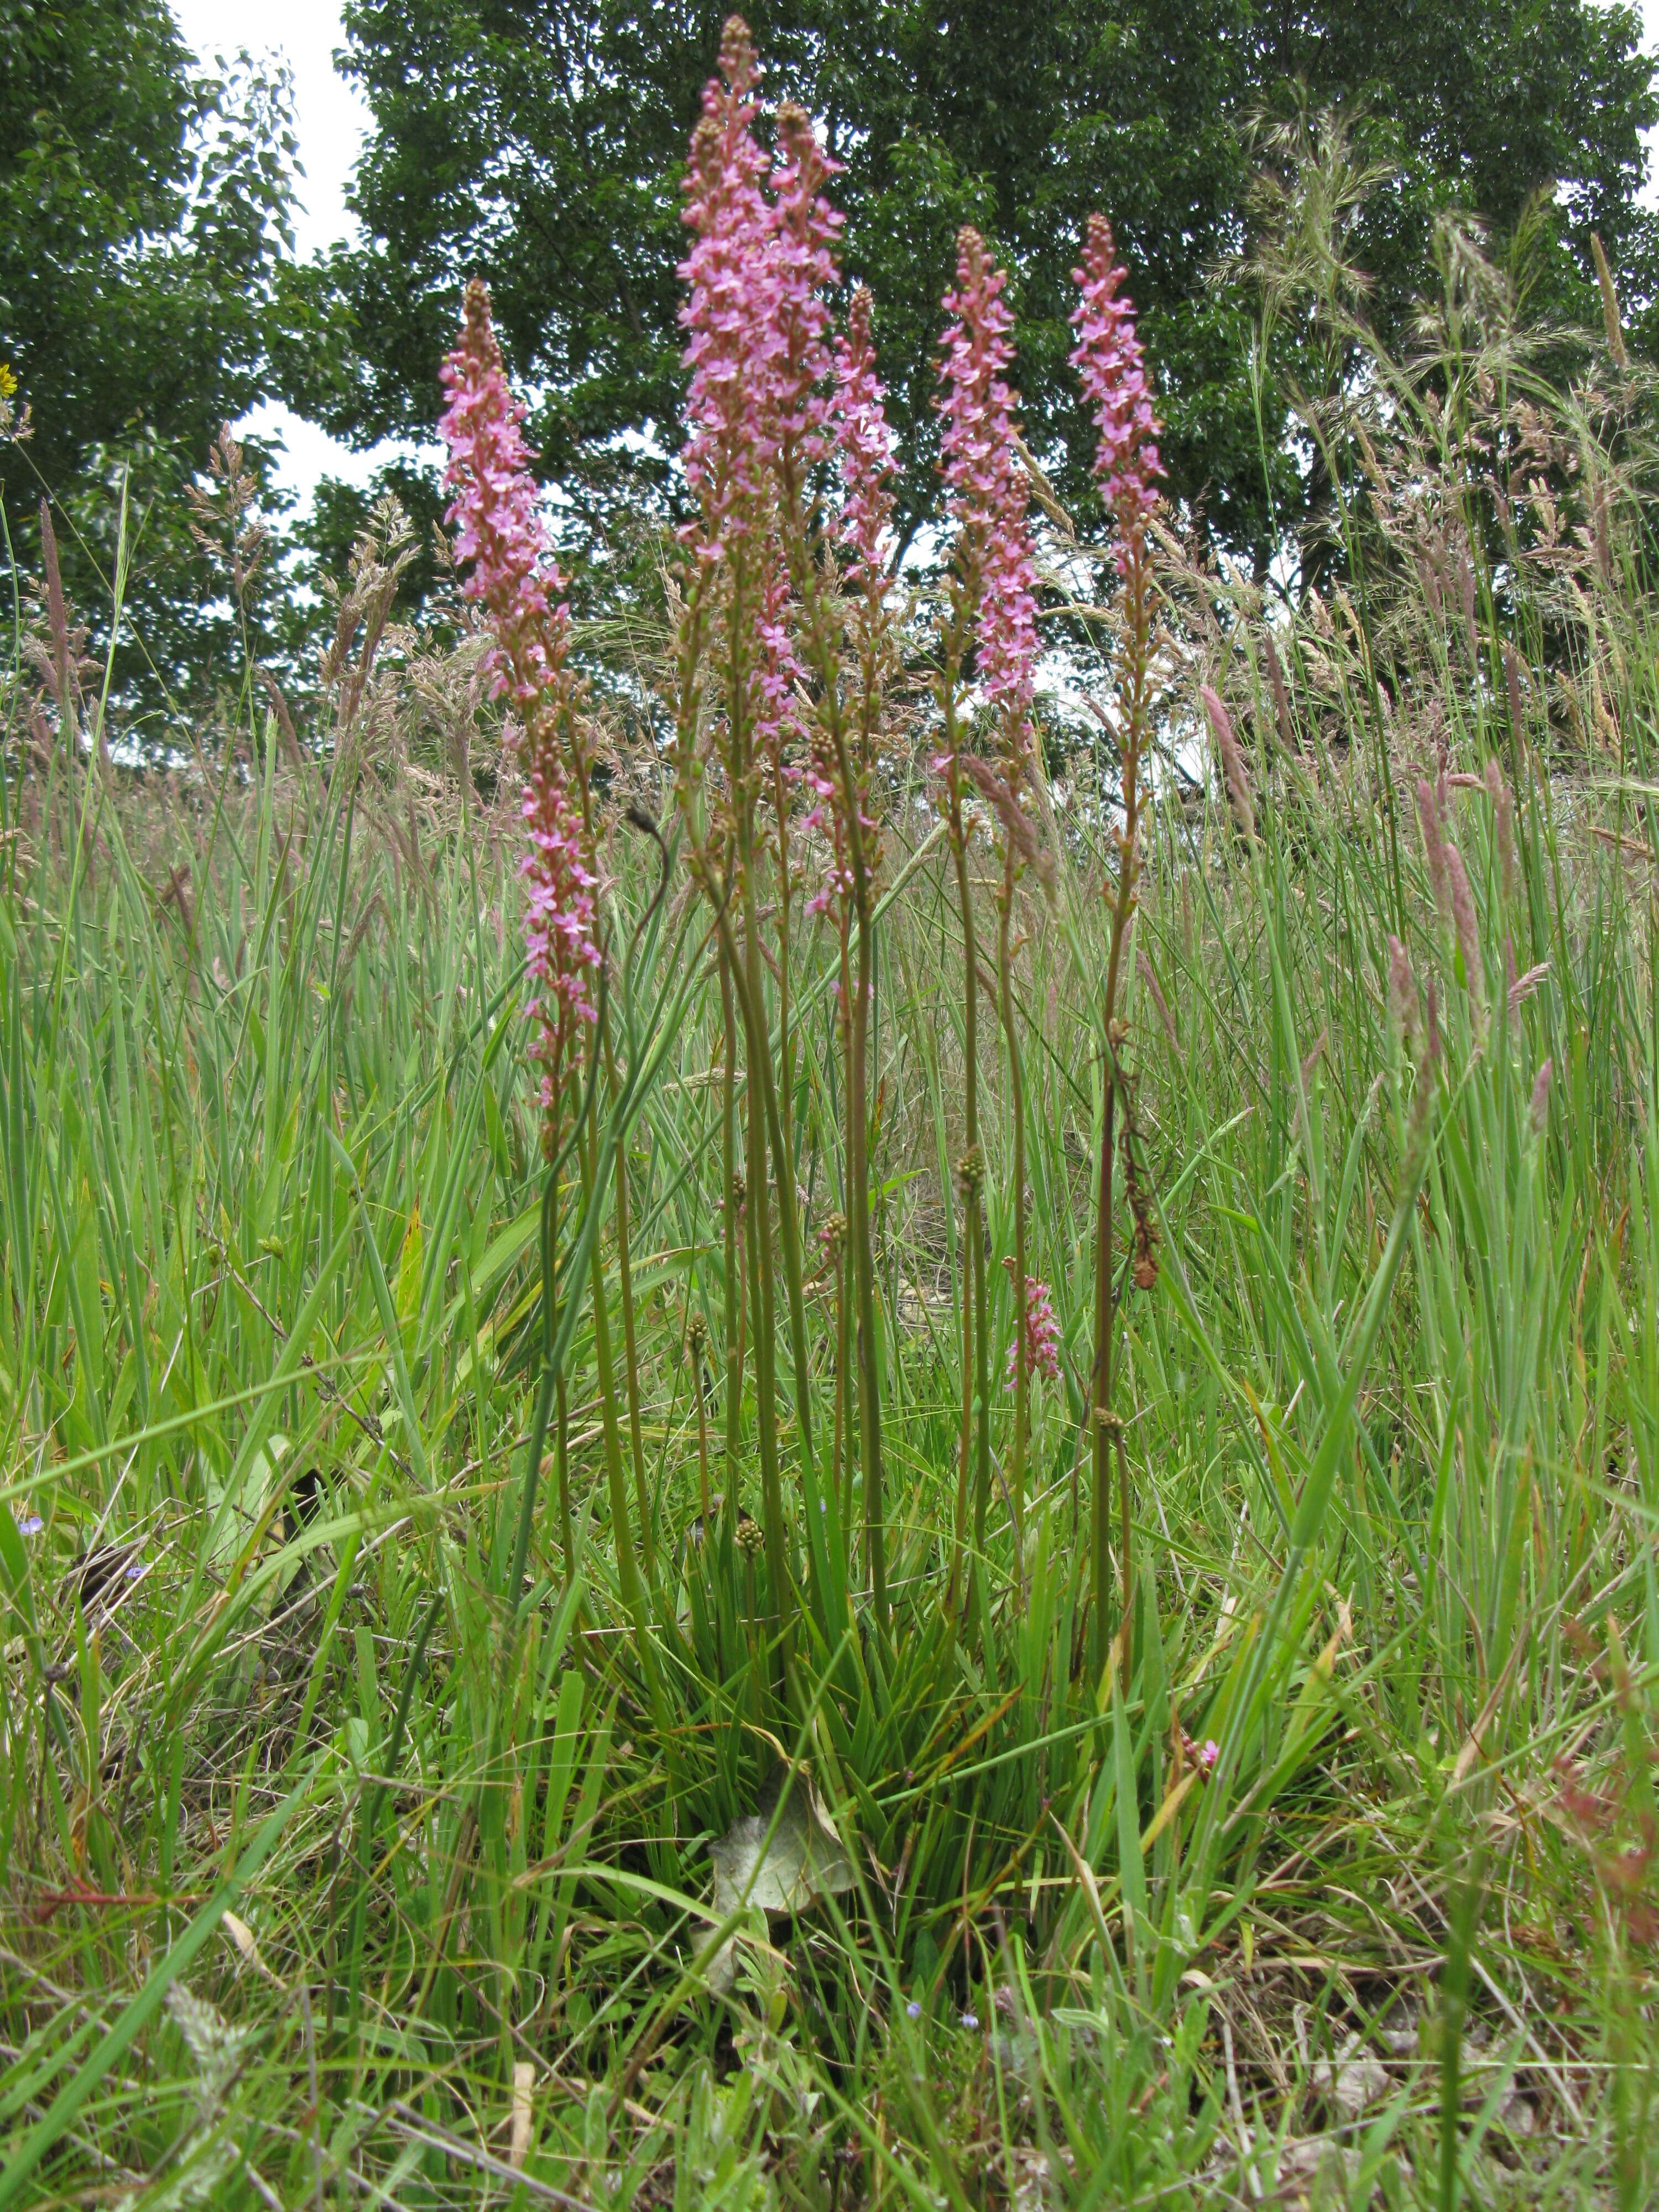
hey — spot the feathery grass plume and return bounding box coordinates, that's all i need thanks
[1509,960,1550,1010]
[1485,755,1517,905]
[1413,774,1453,918]
[1443,840,1484,1009]
[1503,641,1528,752]
[1202,685,1256,844]
[1591,232,1631,371]
[441,278,597,1148]
[1262,627,1303,765]
[1387,933,1418,1052]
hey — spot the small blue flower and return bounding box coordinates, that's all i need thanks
[961,2012,979,2031]
[906,2000,922,2018]
[18,1516,43,1537]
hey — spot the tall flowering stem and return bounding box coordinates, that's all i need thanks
[441,281,598,1134]
[672,17,833,1648]
[775,259,901,1634]
[1070,215,1164,1673]
[935,226,1034,1618]
[764,106,845,1582]
[439,279,627,1626]
[822,284,899,1628]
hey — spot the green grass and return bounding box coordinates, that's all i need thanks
[6,332,1659,2208]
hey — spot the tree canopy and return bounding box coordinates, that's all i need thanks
[291,0,1656,589]
[1,0,297,712]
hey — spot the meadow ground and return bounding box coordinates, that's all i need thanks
[6,293,1659,2211]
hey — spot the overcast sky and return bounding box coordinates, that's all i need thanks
[171,0,1659,511]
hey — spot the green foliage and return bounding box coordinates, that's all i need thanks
[11,92,1659,2211]
[0,1,299,716]
[290,0,1657,587]
[7,293,1659,2203]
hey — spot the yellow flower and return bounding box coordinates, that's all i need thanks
[0,364,16,399]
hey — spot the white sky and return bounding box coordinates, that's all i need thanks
[171,0,1659,514]
[170,0,386,503]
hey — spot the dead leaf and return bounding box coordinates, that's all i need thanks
[704,1764,854,1994]
[221,1910,279,1984]
[509,2062,534,2168]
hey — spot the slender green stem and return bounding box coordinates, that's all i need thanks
[999,846,1027,1578]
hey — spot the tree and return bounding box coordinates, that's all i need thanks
[1,1,298,722]
[291,2,1656,592]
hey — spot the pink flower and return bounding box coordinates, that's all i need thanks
[749,541,806,769]
[677,19,782,557]
[938,228,1039,716]
[1004,1262,1061,1386]
[441,280,599,1146]
[1070,216,1163,557]
[833,285,895,599]
[786,284,898,919]
[679,33,843,533]
[440,278,570,718]
[769,100,842,479]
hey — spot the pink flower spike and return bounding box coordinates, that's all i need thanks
[749,544,806,768]
[677,18,781,556]
[938,227,1040,717]
[440,278,568,713]
[833,285,896,594]
[1070,215,1163,551]
[770,101,843,477]
[441,279,598,1147]
[1003,1262,1061,1386]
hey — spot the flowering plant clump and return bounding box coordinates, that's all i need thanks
[440,278,598,1151]
[433,17,1194,1687]
[666,17,910,1626]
